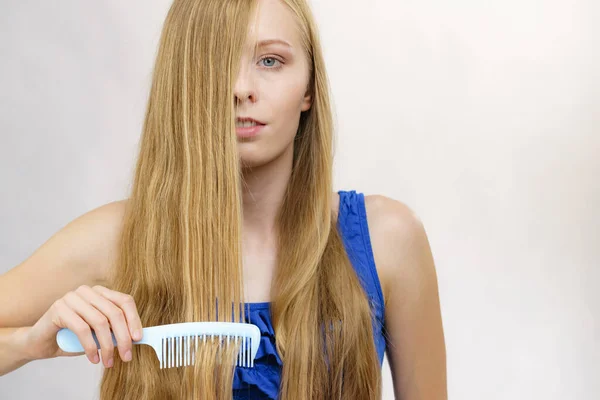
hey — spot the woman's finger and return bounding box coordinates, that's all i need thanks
[52,298,100,364]
[77,285,133,362]
[92,285,143,341]
[62,291,115,368]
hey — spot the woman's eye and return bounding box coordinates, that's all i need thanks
[259,57,283,69]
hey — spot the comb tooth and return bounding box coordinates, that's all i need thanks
[228,335,232,364]
[179,336,182,367]
[237,336,241,367]
[161,337,164,369]
[227,335,230,365]
[241,337,244,367]
[234,336,238,366]
[193,335,197,365]
[249,337,252,368]
[240,336,244,367]
[170,336,174,368]
[177,336,180,367]
[242,337,246,367]
[246,337,249,368]
[185,335,188,367]
[218,334,222,365]
[202,334,206,366]
[225,334,231,364]
[236,336,240,367]
[186,335,190,367]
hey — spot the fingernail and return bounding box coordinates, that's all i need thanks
[107,358,114,368]
[92,354,99,363]
[134,330,141,341]
[124,350,132,362]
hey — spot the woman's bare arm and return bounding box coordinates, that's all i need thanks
[0,327,31,376]
[0,200,127,328]
[366,195,447,400]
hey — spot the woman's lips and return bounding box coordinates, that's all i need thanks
[236,123,265,138]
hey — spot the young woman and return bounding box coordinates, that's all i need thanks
[0,0,447,398]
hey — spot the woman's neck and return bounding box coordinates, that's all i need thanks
[241,144,293,249]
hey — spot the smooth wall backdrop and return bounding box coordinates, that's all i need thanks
[1,1,598,399]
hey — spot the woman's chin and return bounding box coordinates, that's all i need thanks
[238,150,269,170]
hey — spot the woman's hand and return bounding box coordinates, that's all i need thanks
[24,285,143,368]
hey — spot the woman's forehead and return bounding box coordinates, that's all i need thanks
[244,0,300,51]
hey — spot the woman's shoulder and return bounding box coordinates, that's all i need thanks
[62,199,129,287]
[85,199,129,283]
[47,199,129,288]
[0,199,128,327]
[363,194,432,306]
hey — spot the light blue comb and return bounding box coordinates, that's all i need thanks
[56,322,261,369]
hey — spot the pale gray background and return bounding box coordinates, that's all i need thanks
[1,0,598,399]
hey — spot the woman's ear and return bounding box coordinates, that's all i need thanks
[301,92,312,112]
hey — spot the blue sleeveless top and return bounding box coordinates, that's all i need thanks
[232,190,387,399]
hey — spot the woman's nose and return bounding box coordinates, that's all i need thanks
[234,72,258,104]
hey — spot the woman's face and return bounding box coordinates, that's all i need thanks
[234,0,312,168]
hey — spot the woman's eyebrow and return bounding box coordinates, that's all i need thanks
[256,39,292,49]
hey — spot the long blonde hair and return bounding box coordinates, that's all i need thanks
[99,0,381,398]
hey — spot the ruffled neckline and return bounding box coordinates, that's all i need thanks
[245,301,270,309]
[232,303,282,400]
